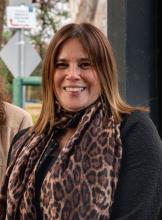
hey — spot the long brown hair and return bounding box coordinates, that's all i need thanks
[0,76,6,127]
[33,23,147,134]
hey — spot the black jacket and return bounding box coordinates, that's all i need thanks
[110,112,162,220]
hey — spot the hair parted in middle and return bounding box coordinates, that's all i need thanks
[33,22,147,134]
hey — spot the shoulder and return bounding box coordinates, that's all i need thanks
[120,111,158,139]
[120,111,162,163]
[3,102,33,129]
[4,102,31,117]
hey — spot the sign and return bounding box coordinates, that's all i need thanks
[6,5,36,29]
[9,0,32,5]
[0,31,41,78]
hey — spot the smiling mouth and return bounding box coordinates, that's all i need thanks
[63,87,86,92]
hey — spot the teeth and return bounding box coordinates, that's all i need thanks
[64,87,85,92]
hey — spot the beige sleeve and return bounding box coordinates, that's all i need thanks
[19,112,33,131]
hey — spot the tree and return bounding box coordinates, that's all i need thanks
[69,0,107,36]
[29,0,69,59]
[74,0,98,23]
[0,0,6,49]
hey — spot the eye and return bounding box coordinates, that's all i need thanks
[55,63,68,69]
[79,62,92,70]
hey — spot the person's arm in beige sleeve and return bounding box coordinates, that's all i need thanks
[0,102,33,187]
[18,108,33,131]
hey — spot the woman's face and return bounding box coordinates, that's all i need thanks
[54,38,101,112]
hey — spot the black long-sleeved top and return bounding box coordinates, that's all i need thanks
[7,111,162,219]
[110,111,162,219]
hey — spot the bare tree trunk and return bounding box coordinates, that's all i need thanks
[69,0,107,36]
[0,0,6,49]
[75,0,98,23]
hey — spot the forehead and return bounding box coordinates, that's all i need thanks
[57,38,88,58]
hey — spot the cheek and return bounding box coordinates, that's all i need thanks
[53,72,61,96]
[53,72,62,88]
[84,72,101,90]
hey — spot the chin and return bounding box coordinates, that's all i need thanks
[66,106,84,112]
[64,104,88,112]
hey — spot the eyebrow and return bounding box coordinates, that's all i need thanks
[56,58,90,62]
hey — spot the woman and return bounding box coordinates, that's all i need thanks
[0,77,33,187]
[0,23,162,220]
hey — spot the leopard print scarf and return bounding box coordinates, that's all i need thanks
[0,99,122,220]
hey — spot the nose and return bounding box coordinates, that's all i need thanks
[66,65,81,80]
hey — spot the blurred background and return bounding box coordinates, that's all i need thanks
[0,0,161,137]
